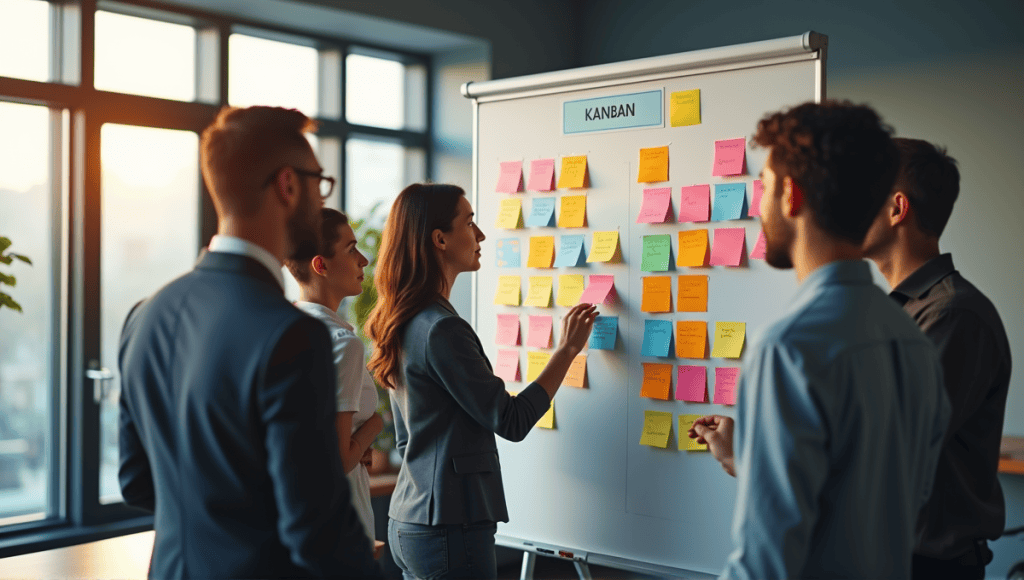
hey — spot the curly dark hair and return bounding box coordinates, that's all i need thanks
[753,100,899,244]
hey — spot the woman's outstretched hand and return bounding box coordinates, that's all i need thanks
[557,303,599,355]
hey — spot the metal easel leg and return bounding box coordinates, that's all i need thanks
[520,551,536,580]
[573,560,592,580]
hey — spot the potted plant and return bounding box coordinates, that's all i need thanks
[0,237,31,313]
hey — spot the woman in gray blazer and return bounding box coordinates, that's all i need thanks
[366,183,597,580]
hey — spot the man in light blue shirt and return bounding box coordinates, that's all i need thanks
[690,101,950,579]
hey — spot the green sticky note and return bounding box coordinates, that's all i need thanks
[641,234,671,272]
[639,410,673,448]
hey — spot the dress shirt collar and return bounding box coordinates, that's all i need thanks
[208,234,285,290]
[890,253,956,302]
[293,300,353,330]
[790,260,873,309]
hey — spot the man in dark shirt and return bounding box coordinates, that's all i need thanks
[863,137,1012,580]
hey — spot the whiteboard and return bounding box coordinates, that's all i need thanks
[464,33,826,577]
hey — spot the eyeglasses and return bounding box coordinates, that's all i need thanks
[263,166,336,199]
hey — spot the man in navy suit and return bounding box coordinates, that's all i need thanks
[118,106,381,578]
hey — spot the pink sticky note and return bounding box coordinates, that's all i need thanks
[496,161,524,193]
[676,365,708,402]
[709,228,746,266]
[495,349,521,382]
[495,314,520,345]
[578,274,616,305]
[749,179,764,217]
[750,230,767,260]
[636,187,672,223]
[527,315,553,348]
[679,185,711,222]
[712,138,746,176]
[528,159,556,191]
[714,367,740,405]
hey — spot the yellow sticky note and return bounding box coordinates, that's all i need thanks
[639,410,673,448]
[527,236,555,268]
[711,321,746,358]
[557,155,588,189]
[496,198,523,229]
[641,363,673,400]
[536,401,555,429]
[637,146,669,183]
[524,276,553,307]
[494,275,521,306]
[675,321,707,359]
[563,354,587,388]
[678,275,709,312]
[587,231,620,263]
[527,350,552,382]
[670,89,701,127]
[557,274,585,307]
[678,414,709,451]
[677,230,708,267]
[641,276,672,313]
[558,195,587,228]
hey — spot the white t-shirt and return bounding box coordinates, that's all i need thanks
[294,301,379,542]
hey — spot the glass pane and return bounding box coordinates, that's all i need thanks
[229,34,318,116]
[0,101,56,526]
[346,54,404,129]
[99,124,199,504]
[0,0,50,83]
[94,11,196,101]
[345,137,426,225]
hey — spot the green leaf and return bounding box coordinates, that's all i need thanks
[0,292,23,313]
[0,237,11,253]
[12,254,32,265]
[0,273,15,287]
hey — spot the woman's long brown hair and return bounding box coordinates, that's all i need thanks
[365,183,466,389]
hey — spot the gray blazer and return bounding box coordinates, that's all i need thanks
[388,298,551,525]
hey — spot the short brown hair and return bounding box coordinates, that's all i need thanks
[200,106,317,218]
[285,208,350,284]
[892,138,960,238]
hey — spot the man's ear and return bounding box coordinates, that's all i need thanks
[431,228,447,251]
[782,176,804,217]
[890,192,911,227]
[311,255,326,276]
[272,167,300,209]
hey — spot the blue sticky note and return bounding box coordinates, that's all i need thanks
[641,319,674,357]
[589,316,618,350]
[553,234,586,267]
[495,238,521,268]
[711,183,746,221]
[526,197,557,227]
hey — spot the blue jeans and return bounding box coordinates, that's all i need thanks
[388,519,497,580]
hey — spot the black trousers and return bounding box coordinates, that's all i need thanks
[911,543,991,580]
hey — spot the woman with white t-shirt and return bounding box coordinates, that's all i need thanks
[285,208,383,549]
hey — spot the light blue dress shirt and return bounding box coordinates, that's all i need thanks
[722,260,950,580]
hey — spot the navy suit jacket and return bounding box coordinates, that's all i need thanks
[118,251,380,579]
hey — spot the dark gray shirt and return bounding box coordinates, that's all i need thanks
[891,254,1012,558]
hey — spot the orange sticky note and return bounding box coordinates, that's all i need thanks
[675,320,707,359]
[558,195,587,228]
[640,362,673,400]
[641,276,672,313]
[638,146,669,183]
[677,275,708,312]
[677,230,708,267]
[563,354,587,388]
[557,155,588,189]
[527,236,555,268]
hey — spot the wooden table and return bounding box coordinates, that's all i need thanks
[1000,436,1024,475]
[0,531,155,580]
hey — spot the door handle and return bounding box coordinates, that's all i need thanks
[86,362,115,404]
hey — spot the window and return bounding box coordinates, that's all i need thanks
[228,33,319,116]
[94,11,196,101]
[346,52,428,131]
[0,0,50,83]
[346,137,426,224]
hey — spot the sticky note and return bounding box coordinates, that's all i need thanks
[638,146,669,183]
[524,276,553,307]
[527,236,555,268]
[677,230,709,267]
[557,155,588,189]
[528,158,556,192]
[527,315,553,348]
[679,185,711,223]
[557,274,585,307]
[750,230,767,260]
[641,362,673,400]
[563,354,587,388]
[641,234,671,272]
[714,367,740,405]
[589,316,618,350]
[641,319,673,357]
[749,179,764,217]
[558,195,587,228]
[637,187,673,224]
[640,410,673,448]
[675,321,707,359]
[495,349,520,382]
[496,160,523,193]
[712,138,746,176]
[711,322,745,359]
[554,234,586,267]
[709,228,745,266]
[587,231,620,263]
[495,238,521,268]
[495,314,520,346]
[527,351,552,382]
[641,276,672,313]
[679,414,709,451]
[494,275,520,305]
[676,366,708,402]
[578,274,616,305]
[496,198,523,229]
[711,183,746,221]
[536,401,555,429]
[526,197,557,228]
[670,89,701,127]
[677,275,708,312]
